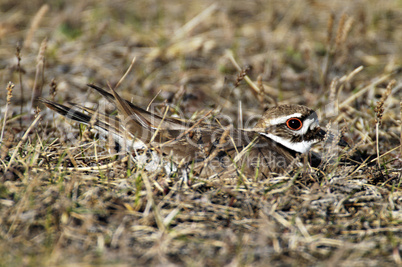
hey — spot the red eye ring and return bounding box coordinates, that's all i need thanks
[286,118,303,131]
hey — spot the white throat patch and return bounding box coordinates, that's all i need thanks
[259,132,317,154]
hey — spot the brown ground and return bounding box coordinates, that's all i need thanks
[0,0,401,266]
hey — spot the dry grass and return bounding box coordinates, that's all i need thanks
[0,0,401,266]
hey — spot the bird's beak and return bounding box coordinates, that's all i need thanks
[318,128,349,147]
[318,128,327,139]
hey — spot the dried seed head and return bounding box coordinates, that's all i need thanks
[340,17,354,45]
[235,65,251,87]
[50,79,58,100]
[329,77,339,104]
[326,13,335,46]
[15,43,21,61]
[374,80,395,125]
[335,13,347,49]
[6,82,14,104]
[34,106,42,118]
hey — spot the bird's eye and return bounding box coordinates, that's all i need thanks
[286,118,302,130]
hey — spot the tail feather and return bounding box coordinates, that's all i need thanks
[88,84,155,129]
[38,97,143,149]
[108,86,155,132]
[87,84,189,131]
[39,98,92,124]
[38,84,198,149]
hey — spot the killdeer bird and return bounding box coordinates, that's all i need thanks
[39,84,336,178]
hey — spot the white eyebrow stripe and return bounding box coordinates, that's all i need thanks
[298,117,318,135]
[267,113,302,126]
